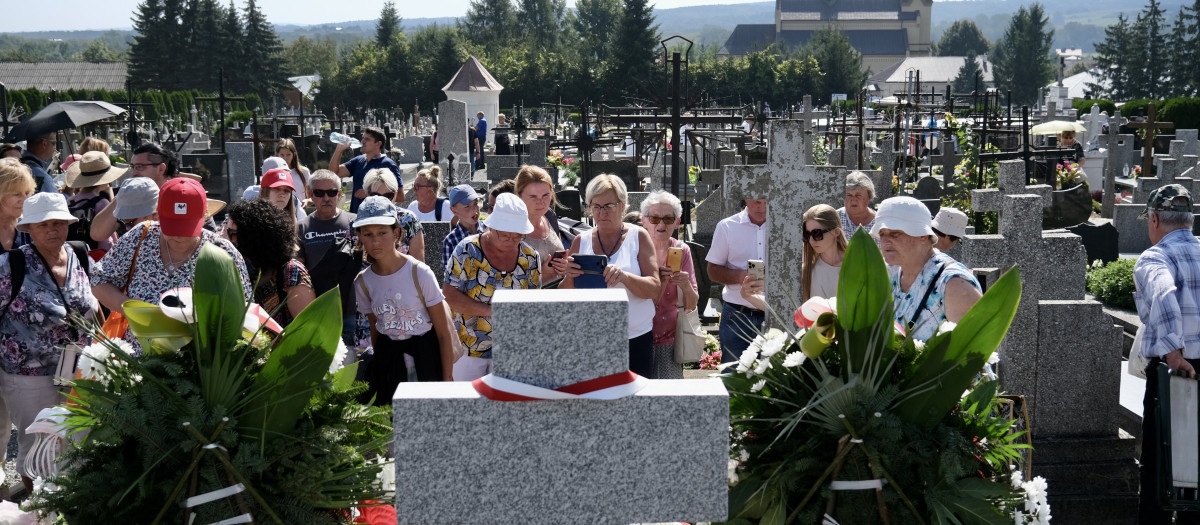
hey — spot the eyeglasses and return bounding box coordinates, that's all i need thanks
[130,162,163,171]
[312,189,338,198]
[645,215,676,225]
[369,191,395,199]
[589,203,621,214]
[803,227,835,242]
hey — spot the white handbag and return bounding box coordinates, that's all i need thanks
[1127,324,1148,379]
[674,285,706,364]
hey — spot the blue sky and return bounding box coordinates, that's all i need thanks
[4,0,773,32]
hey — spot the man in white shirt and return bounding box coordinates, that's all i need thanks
[706,199,768,363]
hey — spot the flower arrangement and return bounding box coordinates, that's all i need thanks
[723,230,1046,524]
[688,165,701,185]
[548,150,580,187]
[1056,161,1084,188]
[31,245,392,524]
[1129,165,1143,179]
[699,335,722,370]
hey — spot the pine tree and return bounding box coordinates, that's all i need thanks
[188,0,224,92]
[935,20,990,58]
[459,0,517,55]
[572,0,621,63]
[240,0,288,97]
[609,0,659,95]
[216,1,244,91]
[1134,0,1166,99]
[516,0,567,51]
[127,0,168,88]
[952,56,983,94]
[376,2,402,48]
[1174,0,1200,95]
[805,26,868,104]
[1092,13,1136,100]
[990,3,1054,106]
[1165,9,1191,96]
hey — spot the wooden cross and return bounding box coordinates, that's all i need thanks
[1126,102,1174,177]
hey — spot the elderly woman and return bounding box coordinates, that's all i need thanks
[837,171,877,237]
[443,193,541,381]
[112,177,159,229]
[364,168,424,260]
[872,196,982,341]
[225,199,316,327]
[93,178,251,350]
[639,190,698,379]
[555,174,661,377]
[0,159,34,250]
[0,192,99,494]
[408,166,452,222]
[516,166,571,284]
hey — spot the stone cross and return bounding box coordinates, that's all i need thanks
[931,136,962,186]
[1082,105,1104,150]
[970,156,1052,214]
[392,289,728,524]
[1100,109,1125,218]
[1178,129,1199,158]
[723,120,846,320]
[1127,102,1175,177]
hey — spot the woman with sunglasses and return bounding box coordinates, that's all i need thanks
[364,168,425,261]
[740,204,846,308]
[555,174,661,377]
[407,166,452,222]
[639,191,697,379]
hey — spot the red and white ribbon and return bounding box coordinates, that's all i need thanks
[472,371,648,401]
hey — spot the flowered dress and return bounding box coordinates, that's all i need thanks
[445,234,540,358]
[398,207,423,255]
[889,249,981,341]
[0,244,98,375]
[254,259,313,328]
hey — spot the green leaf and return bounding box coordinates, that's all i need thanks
[331,361,359,391]
[760,498,787,525]
[240,288,343,445]
[191,243,247,355]
[122,300,193,353]
[837,229,893,334]
[893,268,1022,427]
[942,478,1013,525]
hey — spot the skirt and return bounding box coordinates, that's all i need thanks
[650,343,684,379]
[361,329,441,407]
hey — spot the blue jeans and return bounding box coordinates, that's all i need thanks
[719,303,765,364]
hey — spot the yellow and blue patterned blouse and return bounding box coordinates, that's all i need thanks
[445,234,540,358]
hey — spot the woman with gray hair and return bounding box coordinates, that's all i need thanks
[639,190,698,378]
[837,171,877,237]
[363,168,425,261]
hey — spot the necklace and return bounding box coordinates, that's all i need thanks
[595,225,624,257]
[163,238,200,278]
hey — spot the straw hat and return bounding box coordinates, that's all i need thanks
[64,151,127,188]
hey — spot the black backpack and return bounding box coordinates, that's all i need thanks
[1,241,90,319]
[67,195,104,249]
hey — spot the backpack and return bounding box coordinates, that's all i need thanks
[67,195,105,249]
[1,241,90,319]
[435,197,446,221]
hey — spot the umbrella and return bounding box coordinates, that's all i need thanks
[5,100,126,142]
[1029,120,1087,136]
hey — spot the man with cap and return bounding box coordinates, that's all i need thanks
[1133,183,1200,523]
[20,133,61,195]
[931,207,968,253]
[442,184,487,269]
[297,169,359,346]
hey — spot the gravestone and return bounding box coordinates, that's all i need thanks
[1099,110,1132,218]
[419,221,452,286]
[1066,220,1119,265]
[1114,154,1191,253]
[392,288,729,524]
[437,100,470,185]
[912,176,942,215]
[393,136,424,164]
[960,160,1134,521]
[182,153,229,202]
[692,197,724,245]
[527,139,549,168]
[485,155,520,183]
[225,142,256,199]
[723,120,846,320]
[625,191,649,216]
[1082,105,1105,151]
[1178,129,1199,158]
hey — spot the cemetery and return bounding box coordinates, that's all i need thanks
[5,0,1200,523]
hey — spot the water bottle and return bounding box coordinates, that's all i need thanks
[329,131,362,149]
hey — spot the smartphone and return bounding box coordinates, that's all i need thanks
[747,259,765,281]
[666,247,684,272]
[552,250,568,261]
[571,254,609,289]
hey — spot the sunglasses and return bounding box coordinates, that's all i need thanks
[369,191,396,199]
[645,215,676,225]
[803,227,834,242]
[312,188,338,198]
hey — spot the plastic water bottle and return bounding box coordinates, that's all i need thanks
[329,131,362,149]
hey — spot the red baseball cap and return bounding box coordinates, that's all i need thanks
[262,168,295,191]
[158,178,207,237]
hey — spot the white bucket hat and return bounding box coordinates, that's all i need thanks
[483,193,534,234]
[870,196,935,240]
[932,207,968,238]
[17,193,79,232]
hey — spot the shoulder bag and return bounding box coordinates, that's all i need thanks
[674,284,706,363]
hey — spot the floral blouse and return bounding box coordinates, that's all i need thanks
[0,244,98,376]
[398,207,423,255]
[254,259,313,328]
[445,234,540,359]
[889,250,981,341]
[93,222,251,350]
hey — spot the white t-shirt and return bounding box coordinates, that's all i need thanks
[408,199,453,222]
[354,258,445,341]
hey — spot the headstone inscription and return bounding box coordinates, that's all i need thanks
[392,289,729,524]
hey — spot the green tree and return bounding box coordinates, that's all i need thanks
[805,26,867,104]
[376,2,402,49]
[776,54,822,103]
[76,41,121,62]
[1091,13,1136,100]
[283,36,338,80]
[572,0,621,63]
[1134,0,1166,99]
[934,20,990,58]
[240,0,289,97]
[459,0,517,55]
[609,0,659,96]
[990,3,1054,106]
[516,0,567,51]
[1172,0,1199,95]
[127,0,171,89]
[409,24,467,108]
[952,56,983,94]
[215,0,245,90]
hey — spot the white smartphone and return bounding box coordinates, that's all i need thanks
[747,259,765,281]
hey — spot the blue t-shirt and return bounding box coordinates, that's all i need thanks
[475,117,487,140]
[343,153,401,213]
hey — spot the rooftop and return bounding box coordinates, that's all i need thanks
[869,56,995,84]
[0,61,127,91]
[442,56,504,92]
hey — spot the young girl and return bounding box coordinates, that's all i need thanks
[276,138,312,204]
[353,196,455,405]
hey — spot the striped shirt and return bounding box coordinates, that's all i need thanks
[1135,228,1200,359]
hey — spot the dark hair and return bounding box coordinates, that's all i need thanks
[133,142,178,178]
[226,198,297,282]
[489,179,516,200]
[363,126,386,147]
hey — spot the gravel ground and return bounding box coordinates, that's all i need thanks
[3,427,21,500]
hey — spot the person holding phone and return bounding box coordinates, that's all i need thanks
[638,191,699,379]
[516,166,570,286]
[555,175,661,377]
[707,198,767,364]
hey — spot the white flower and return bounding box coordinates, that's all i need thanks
[988,351,1001,365]
[753,358,771,375]
[736,347,760,374]
[1010,470,1023,489]
[76,342,111,381]
[936,321,957,336]
[758,328,788,357]
[913,340,925,351]
[782,352,806,368]
[739,449,749,462]
[727,458,740,485]
[750,379,766,393]
[329,339,350,375]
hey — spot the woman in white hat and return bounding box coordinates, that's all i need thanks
[0,192,100,495]
[931,207,968,253]
[443,193,541,381]
[872,196,982,341]
[353,196,455,402]
[64,150,128,256]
